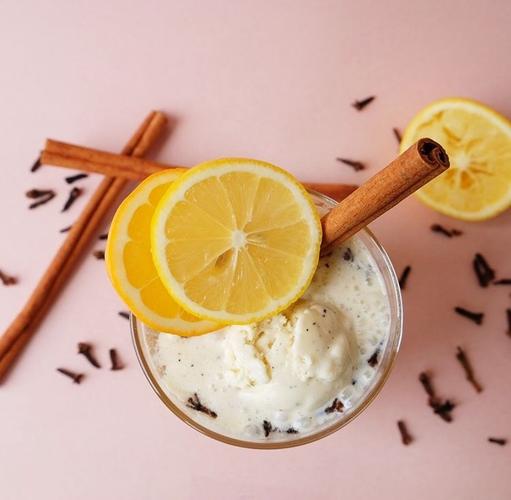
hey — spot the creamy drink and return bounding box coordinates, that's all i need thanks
[140,235,391,442]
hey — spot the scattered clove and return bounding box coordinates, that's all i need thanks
[494,278,511,286]
[59,225,72,233]
[118,311,130,320]
[78,342,101,368]
[430,224,463,238]
[455,346,483,393]
[56,367,84,384]
[398,265,411,290]
[418,372,455,422]
[392,128,402,144]
[30,155,42,172]
[336,157,366,171]
[92,250,105,260]
[352,95,375,111]
[325,398,344,414]
[473,253,495,287]
[488,437,507,446]
[186,393,217,418]
[61,187,83,212]
[109,348,123,370]
[397,420,413,445]
[27,189,55,209]
[454,306,484,325]
[65,173,88,184]
[367,348,380,367]
[0,269,17,286]
[98,233,109,240]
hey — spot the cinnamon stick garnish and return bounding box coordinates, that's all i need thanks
[321,138,449,251]
[41,140,358,202]
[0,112,167,382]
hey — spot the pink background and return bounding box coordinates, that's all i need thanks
[1,1,511,499]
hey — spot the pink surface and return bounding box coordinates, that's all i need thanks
[1,1,511,498]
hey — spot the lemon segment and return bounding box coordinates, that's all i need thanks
[151,158,322,324]
[400,97,511,221]
[106,169,220,336]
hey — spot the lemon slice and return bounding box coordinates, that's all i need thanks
[106,169,220,335]
[400,98,511,220]
[151,158,322,324]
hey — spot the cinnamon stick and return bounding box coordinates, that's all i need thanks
[41,140,357,202]
[321,138,449,251]
[0,112,167,381]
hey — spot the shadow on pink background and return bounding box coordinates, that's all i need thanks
[1,1,510,499]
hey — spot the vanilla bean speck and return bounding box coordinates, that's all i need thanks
[352,96,375,111]
[343,248,354,261]
[367,348,380,367]
[336,157,366,171]
[325,398,344,414]
[454,306,484,325]
[186,393,217,418]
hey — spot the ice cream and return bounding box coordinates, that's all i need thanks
[140,235,391,442]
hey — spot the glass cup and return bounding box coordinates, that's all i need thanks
[131,191,403,449]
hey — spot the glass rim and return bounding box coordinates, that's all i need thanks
[131,190,403,449]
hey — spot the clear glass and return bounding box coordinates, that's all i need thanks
[131,191,403,449]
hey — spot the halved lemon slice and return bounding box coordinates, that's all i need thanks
[106,169,220,335]
[151,158,322,324]
[400,98,511,220]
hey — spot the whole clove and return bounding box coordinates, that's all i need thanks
[336,157,366,171]
[352,95,375,111]
[30,155,42,172]
[109,348,123,370]
[397,420,413,445]
[118,311,130,320]
[455,346,483,393]
[78,342,101,368]
[488,437,507,446]
[65,173,88,184]
[430,223,463,238]
[186,393,217,418]
[0,269,17,286]
[473,253,495,287]
[454,306,484,325]
[56,367,84,384]
[367,348,380,367]
[59,225,72,233]
[392,128,402,144]
[92,250,105,260]
[494,279,511,286]
[418,372,455,422]
[325,398,344,414]
[506,309,511,337]
[61,187,83,212]
[28,190,55,209]
[398,265,411,290]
